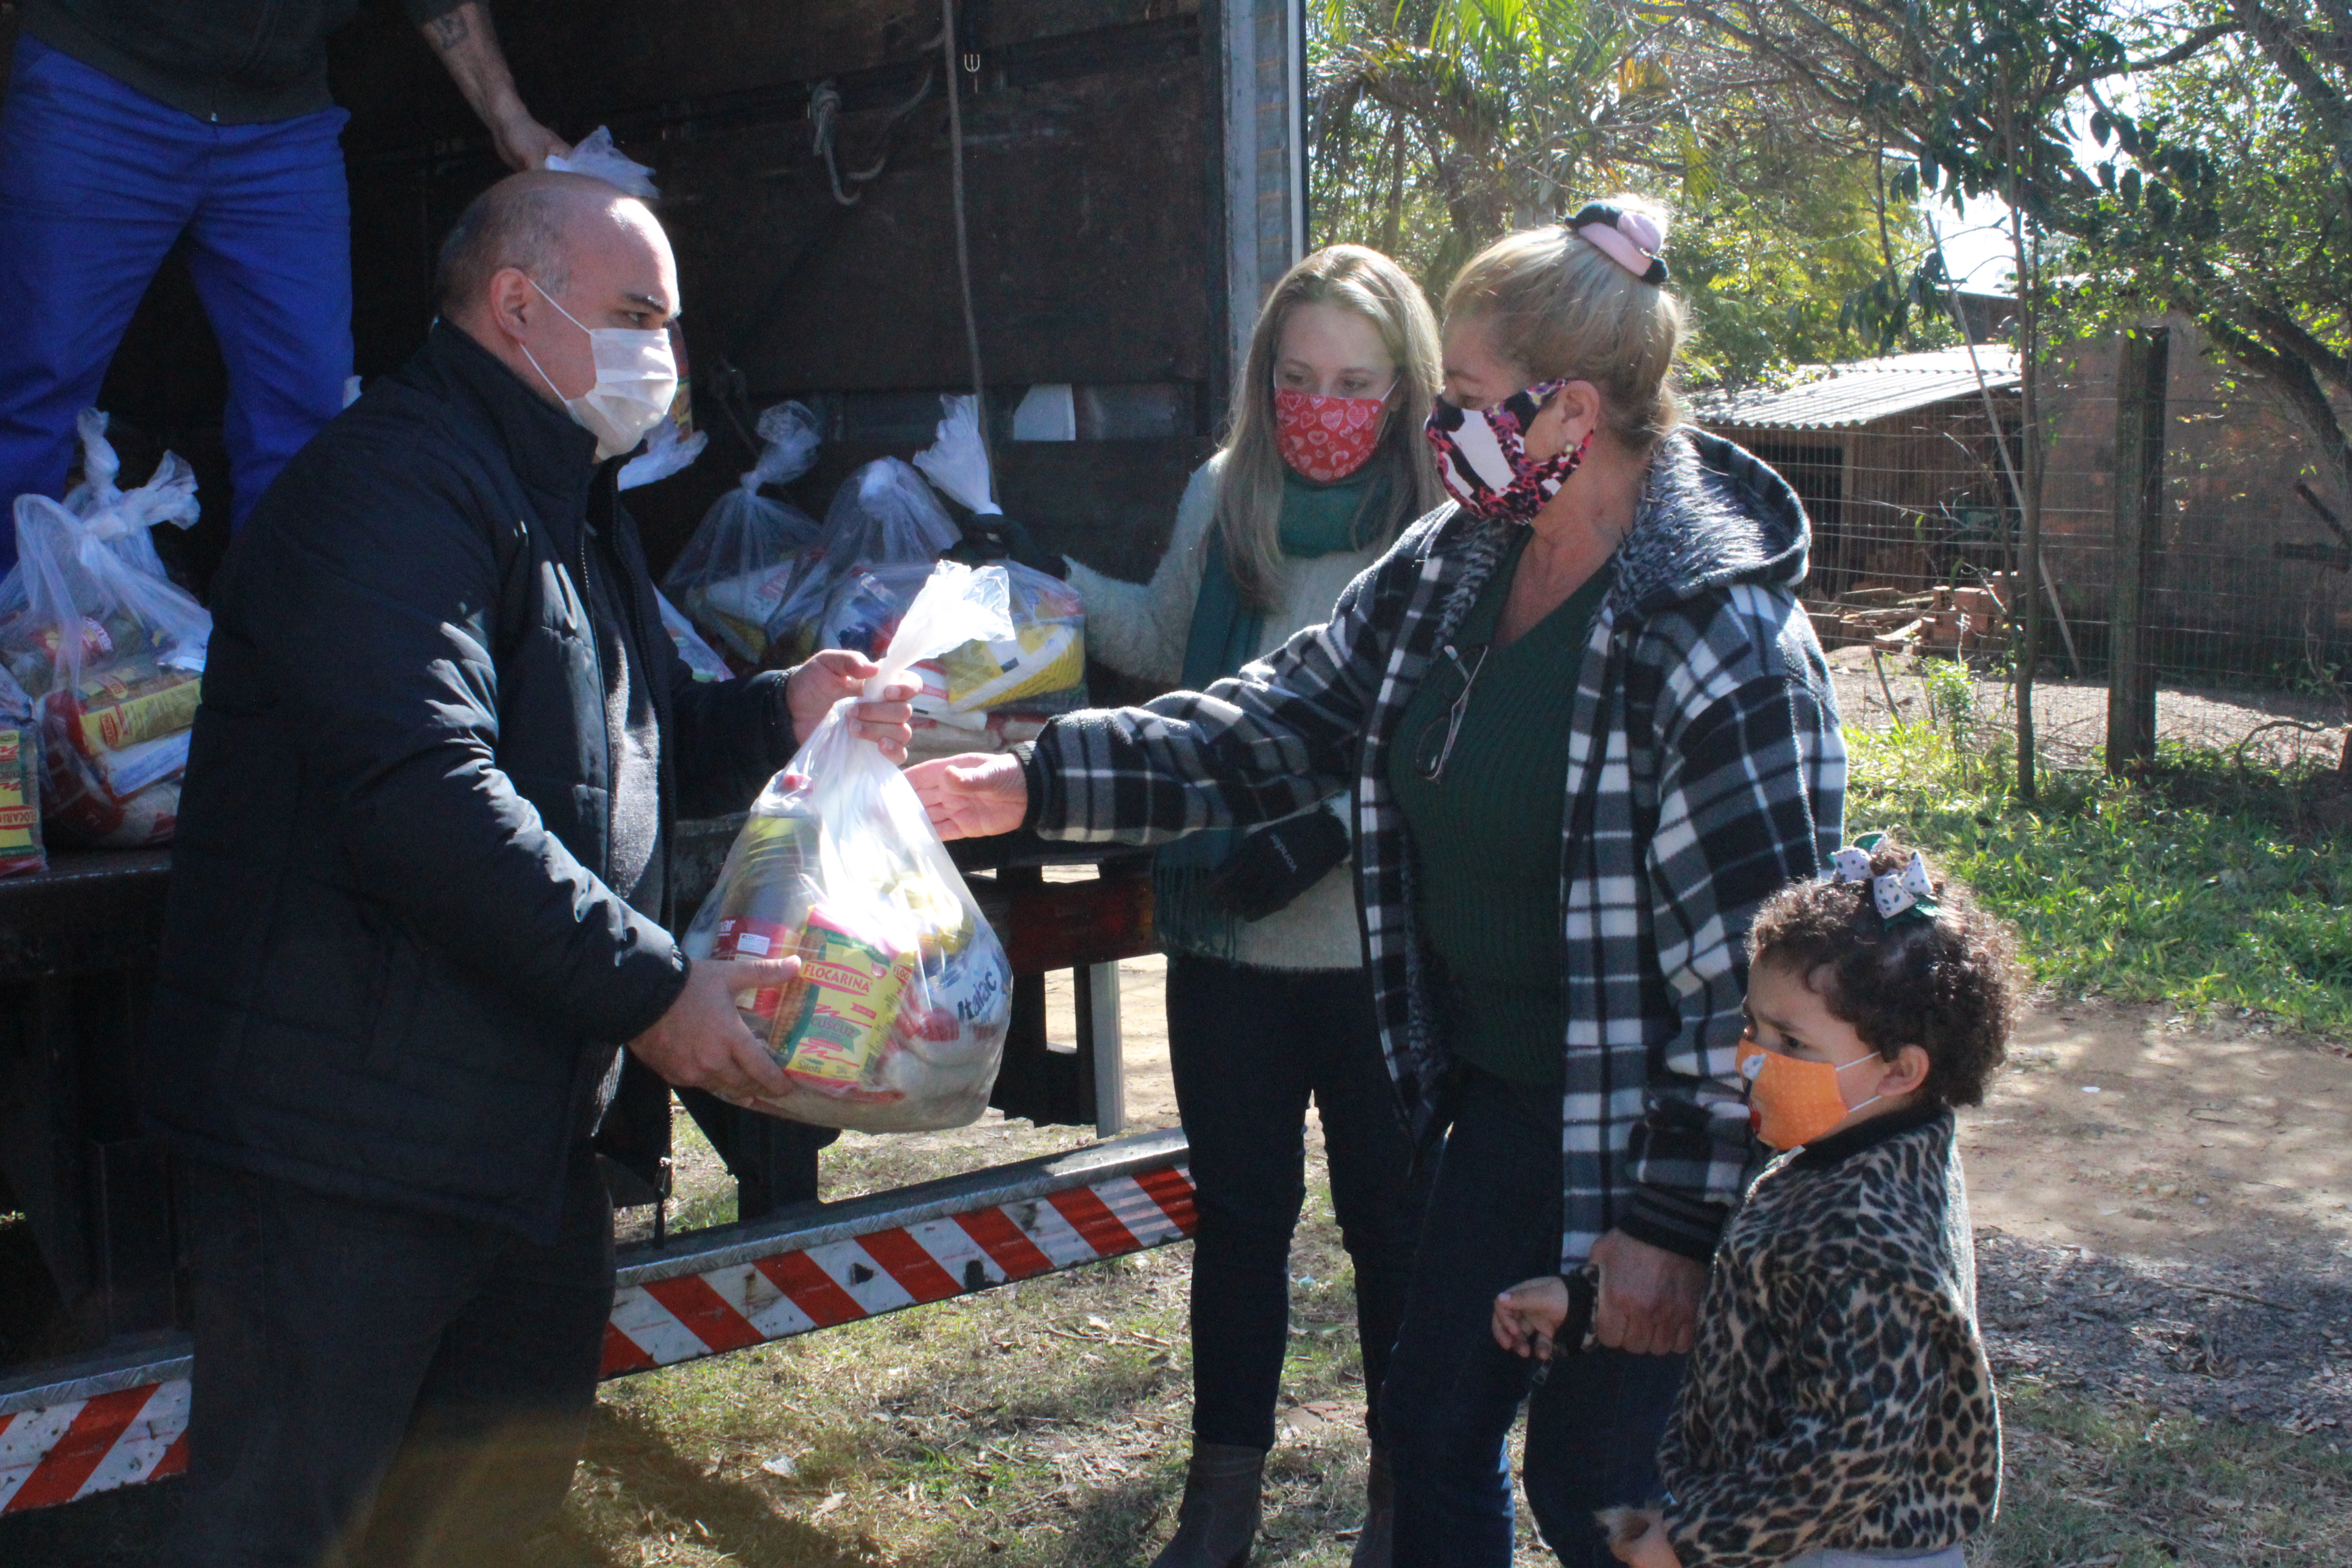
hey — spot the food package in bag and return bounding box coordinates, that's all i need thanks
[0,665,44,878]
[818,560,1086,732]
[1,489,209,848]
[764,458,963,666]
[662,401,823,664]
[682,562,1017,1132]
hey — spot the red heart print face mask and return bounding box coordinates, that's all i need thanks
[1274,385,1390,482]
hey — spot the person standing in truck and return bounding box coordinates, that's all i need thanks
[1063,245,1444,1568]
[0,0,568,568]
[142,171,916,1564]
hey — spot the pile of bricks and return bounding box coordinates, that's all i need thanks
[1805,579,2009,657]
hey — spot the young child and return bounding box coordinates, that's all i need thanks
[1492,834,2014,1568]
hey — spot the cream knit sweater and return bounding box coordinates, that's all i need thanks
[1063,456,1381,972]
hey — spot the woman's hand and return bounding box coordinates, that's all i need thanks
[906,753,1028,839]
[1590,1229,1706,1356]
[1491,1275,1571,1360]
[786,650,918,763]
[1599,1507,1681,1568]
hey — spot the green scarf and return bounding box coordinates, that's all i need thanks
[1156,464,1389,957]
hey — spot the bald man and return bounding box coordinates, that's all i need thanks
[143,173,913,1565]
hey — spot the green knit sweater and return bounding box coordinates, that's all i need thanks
[1387,532,1613,1086]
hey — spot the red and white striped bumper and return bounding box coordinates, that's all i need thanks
[0,1130,1194,1516]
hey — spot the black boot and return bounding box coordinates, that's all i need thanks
[1347,1446,1392,1568]
[1149,1442,1265,1568]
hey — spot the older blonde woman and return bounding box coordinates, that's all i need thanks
[1065,243,1442,1568]
[914,200,1844,1568]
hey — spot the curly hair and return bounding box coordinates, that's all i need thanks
[1746,837,2021,1108]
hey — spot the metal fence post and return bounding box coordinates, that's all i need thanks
[2108,325,2171,772]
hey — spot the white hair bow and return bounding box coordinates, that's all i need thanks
[1828,834,1939,922]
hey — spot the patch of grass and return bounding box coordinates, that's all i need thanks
[525,1176,1401,1567]
[1849,720,2352,1043]
[1980,1380,2352,1565]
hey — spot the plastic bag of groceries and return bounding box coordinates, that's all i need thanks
[818,559,1085,726]
[1,490,210,848]
[64,410,202,575]
[0,664,44,878]
[682,562,1017,1132]
[0,411,201,630]
[663,402,823,666]
[762,458,963,666]
[654,587,733,682]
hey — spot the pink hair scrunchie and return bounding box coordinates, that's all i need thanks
[1570,202,1669,285]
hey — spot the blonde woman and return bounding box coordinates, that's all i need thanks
[1061,245,1443,1568]
[914,200,1844,1567]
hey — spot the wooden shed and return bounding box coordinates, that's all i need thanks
[1690,349,2022,600]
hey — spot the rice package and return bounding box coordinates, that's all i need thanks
[683,562,1017,1132]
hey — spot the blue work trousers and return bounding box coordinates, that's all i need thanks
[0,36,352,566]
[1382,1066,1689,1568]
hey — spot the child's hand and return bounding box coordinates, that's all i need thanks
[1597,1506,1682,1568]
[1492,1275,1571,1360]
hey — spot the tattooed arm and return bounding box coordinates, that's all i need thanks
[417,3,568,172]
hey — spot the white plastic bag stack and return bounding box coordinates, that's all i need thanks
[682,562,1017,1133]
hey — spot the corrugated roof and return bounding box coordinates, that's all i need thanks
[1689,348,2020,431]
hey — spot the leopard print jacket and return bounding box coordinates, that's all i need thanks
[1657,1104,2000,1568]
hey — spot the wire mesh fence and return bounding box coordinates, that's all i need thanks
[1692,321,2352,769]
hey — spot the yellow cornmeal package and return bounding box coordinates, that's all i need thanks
[65,663,202,754]
[768,905,917,1096]
[934,622,1083,714]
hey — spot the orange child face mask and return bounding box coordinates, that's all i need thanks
[1736,1039,1888,1151]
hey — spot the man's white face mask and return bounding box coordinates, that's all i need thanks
[519,277,678,461]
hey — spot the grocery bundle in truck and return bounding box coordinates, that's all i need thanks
[0,0,1304,1515]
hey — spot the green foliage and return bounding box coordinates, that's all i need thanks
[1850,724,2352,1041]
[1673,149,1945,387]
[1306,0,1938,384]
[2053,12,2352,491]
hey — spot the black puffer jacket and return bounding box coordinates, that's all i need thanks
[146,323,797,1242]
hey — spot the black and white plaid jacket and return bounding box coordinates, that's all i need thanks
[1022,428,1845,1264]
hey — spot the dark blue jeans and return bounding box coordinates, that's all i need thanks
[1167,956,1428,1451]
[1382,1068,1687,1568]
[0,36,353,563]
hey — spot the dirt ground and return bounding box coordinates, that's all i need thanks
[876,955,2352,1445]
[1825,645,2352,767]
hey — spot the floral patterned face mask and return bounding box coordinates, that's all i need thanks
[1274,384,1392,482]
[1423,378,1590,523]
